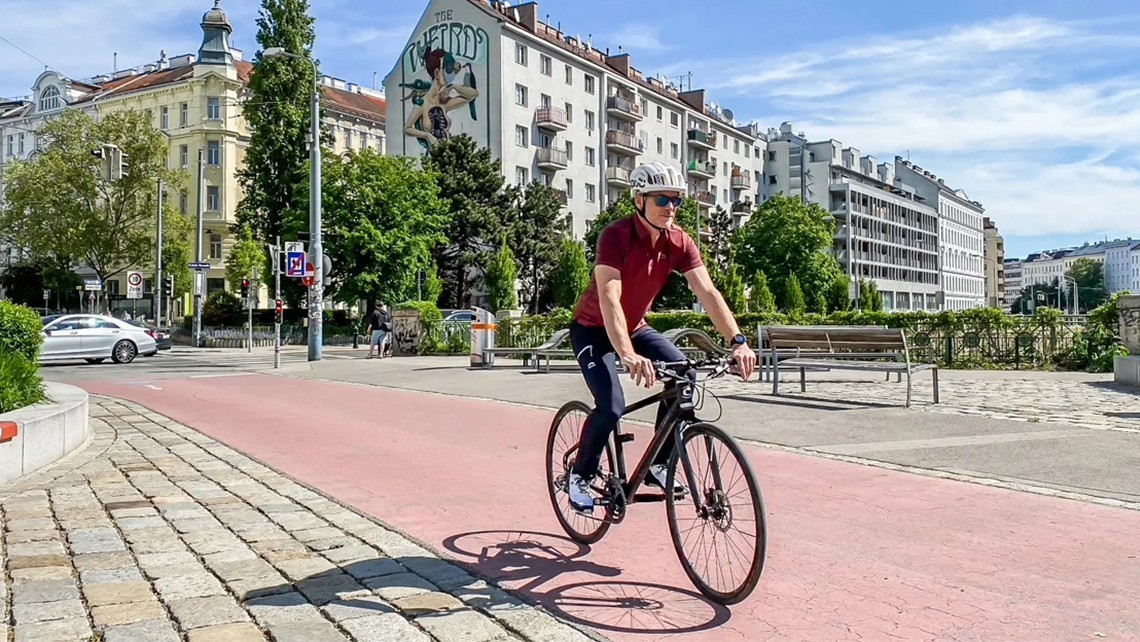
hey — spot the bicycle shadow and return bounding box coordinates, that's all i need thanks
[441,529,731,634]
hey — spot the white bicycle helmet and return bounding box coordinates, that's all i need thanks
[629,162,686,197]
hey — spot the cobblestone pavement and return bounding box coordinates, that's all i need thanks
[1,397,599,642]
[712,373,1140,432]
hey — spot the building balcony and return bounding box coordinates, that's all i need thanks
[605,166,631,187]
[606,95,643,121]
[536,147,568,170]
[731,201,754,214]
[687,160,715,179]
[552,188,568,205]
[690,189,715,208]
[605,130,644,156]
[731,171,751,189]
[535,106,569,131]
[686,129,717,149]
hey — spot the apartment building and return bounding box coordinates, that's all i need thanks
[384,0,766,239]
[0,1,385,303]
[1003,258,1022,311]
[760,123,941,311]
[1104,239,1140,295]
[983,217,1004,308]
[895,158,986,310]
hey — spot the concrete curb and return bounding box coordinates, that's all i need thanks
[0,381,89,484]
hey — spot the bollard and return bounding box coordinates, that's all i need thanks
[353,332,359,349]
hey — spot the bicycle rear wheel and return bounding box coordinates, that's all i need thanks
[546,401,616,544]
[665,422,766,604]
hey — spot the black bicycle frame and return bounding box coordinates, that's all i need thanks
[610,376,704,510]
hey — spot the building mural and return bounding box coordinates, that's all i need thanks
[398,18,489,150]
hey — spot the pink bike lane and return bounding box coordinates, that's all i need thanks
[82,374,1140,641]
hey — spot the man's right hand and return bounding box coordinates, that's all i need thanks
[621,352,656,388]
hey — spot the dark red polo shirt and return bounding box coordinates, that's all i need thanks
[572,215,703,334]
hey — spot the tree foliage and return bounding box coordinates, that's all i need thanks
[551,238,590,310]
[1065,257,1106,312]
[719,262,747,314]
[225,226,264,292]
[748,271,776,313]
[859,278,884,311]
[509,181,569,312]
[294,151,446,308]
[783,273,806,315]
[0,108,181,290]
[485,244,518,313]
[423,134,513,308]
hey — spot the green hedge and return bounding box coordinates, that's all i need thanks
[0,301,46,413]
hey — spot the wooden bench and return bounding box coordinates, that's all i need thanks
[757,325,885,382]
[481,328,570,370]
[766,326,939,407]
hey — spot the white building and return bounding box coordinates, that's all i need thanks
[1104,239,1140,295]
[384,0,766,239]
[1003,258,1022,310]
[895,158,986,310]
[760,123,940,311]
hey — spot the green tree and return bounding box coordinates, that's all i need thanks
[1065,257,1106,312]
[294,151,446,309]
[703,205,735,275]
[237,0,321,301]
[0,109,181,301]
[161,210,195,303]
[422,263,444,305]
[859,278,884,311]
[783,273,806,315]
[826,273,852,313]
[510,181,569,313]
[485,243,518,313]
[733,194,842,306]
[225,226,264,292]
[748,271,776,313]
[719,262,747,313]
[813,291,828,314]
[551,238,590,309]
[424,134,513,308]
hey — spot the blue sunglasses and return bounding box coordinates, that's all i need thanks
[652,195,684,208]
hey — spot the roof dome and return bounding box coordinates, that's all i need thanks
[201,0,231,33]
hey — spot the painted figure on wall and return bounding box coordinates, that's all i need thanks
[402,48,478,149]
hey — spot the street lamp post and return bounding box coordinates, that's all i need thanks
[263,46,323,361]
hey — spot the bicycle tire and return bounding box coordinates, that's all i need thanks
[546,400,616,544]
[665,422,766,604]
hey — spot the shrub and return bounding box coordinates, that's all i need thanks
[0,300,44,362]
[395,300,443,323]
[202,291,244,326]
[0,351,46,414]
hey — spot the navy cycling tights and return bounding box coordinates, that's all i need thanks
[568,321,695,479]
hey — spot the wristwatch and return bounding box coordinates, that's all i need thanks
[729,333,748,348]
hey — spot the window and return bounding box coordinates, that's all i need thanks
[180,145,188,167]
[18,134,24,154]
[585,110,595,130]
[768,151,776,161]
[515,125,529,147]
[207,97,220,120]
[657,106,663,120]
[734,140,740,153]
[179,190,188,215]
[565,179,573,198]
[516,166,529,185]
[671,113,679,127]
[671,143,678,159]
[586,184,596,203]
[5,136,11,156]
[345,129,353,148]
[585,147,595,166]
[39,86,62,111]
[515,43,527,65]
[565,64,573,85]
[180,102,188,126]
[207,140,220,165]
[565,141,573,160]
[540,54,552,75]
[160,106,169,130]
[515,84,528,106]
[656,137,663,154]
[564,102,572,122]
[209,234,223,260]
[361,132,369,149]
[540,93,551,108]
[584,76,595,94]
[206,186,220,212]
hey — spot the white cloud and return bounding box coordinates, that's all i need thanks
[606,23,670,53]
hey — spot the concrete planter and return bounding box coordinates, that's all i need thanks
[0,382,89,484]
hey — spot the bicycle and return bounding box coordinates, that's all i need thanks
[545,355,767,605]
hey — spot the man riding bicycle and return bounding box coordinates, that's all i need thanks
[567,161,757,513]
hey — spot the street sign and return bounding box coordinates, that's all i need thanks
[194,272,204,295]
[285,251,311,277]
[189,261,211,272]
[43,289,50,303]
[83,279,101,292]
[126,271,143,300]
[285,242,304,254]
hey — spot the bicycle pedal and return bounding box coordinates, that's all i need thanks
[631,492,667,503]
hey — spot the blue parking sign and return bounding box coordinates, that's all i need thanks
[286,251,306,277]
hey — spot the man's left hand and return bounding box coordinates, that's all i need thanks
[731,343,756,381]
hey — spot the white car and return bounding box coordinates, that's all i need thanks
[40,314,158,364]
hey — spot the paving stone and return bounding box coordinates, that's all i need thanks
[340,613,432,642]
[137,551,197,570]
[274,555,338,581]
[12,598,86,624]
[171,517,223,533]
[227,575,293,601]
[402,557,476,590]
[3,507,53,520]
[66,528,125,554]
[243,591,323,625]
[154,573,226,600]
[115,516,167,530]
[83,581,155,607]
[11,579,80,604]
[485,608,595,642]
[364,571,438,601]
[270,512,328,531]
[209,558,278,582]
[11,617,91,642]
[201,548,258,566]
[294,571,367,606]
[343,557,405,581]
[80,567,144,585]
[9,540,67,557]
[415,609,513,642]
[264,620,351,642]
[167,596,250,630]
[5,518,56,532]
[107,506,158,518]
[391,591,466,616]
[129,535,189,555]
[101,618,180,642]
[185,533,246,556]
[71,551,134,571]
[10,566,73,582]
[306,536,363,552]
[90,600,168,627]
[186,622,269,642]
[6,554,71,571]
[291,526,345,542]
[321,595,397,621]
[5,529,61,543]
[321,544,378,564]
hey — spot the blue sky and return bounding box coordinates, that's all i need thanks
[3,0,1139,260]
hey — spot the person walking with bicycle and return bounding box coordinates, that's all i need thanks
[567,161,757,513]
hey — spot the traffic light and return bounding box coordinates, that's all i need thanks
[240,278,250,298]
[91,144,113,180]
[274,298,283,324]
[108,145,128,181]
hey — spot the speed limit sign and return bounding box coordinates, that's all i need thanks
[126,271,144,300]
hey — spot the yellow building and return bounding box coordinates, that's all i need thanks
[0,1,386,311]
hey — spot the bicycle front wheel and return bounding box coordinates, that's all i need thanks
[665,422,766,604]
[546,401,615,544]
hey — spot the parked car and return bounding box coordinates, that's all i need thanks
[40,314,158,364]
[443,310,475,322]
[127,319,172,351]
